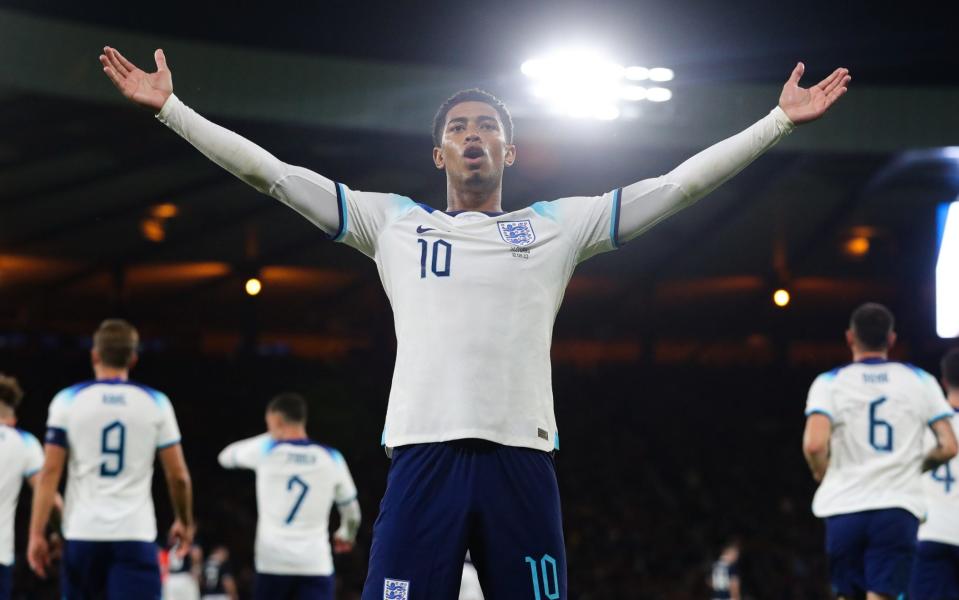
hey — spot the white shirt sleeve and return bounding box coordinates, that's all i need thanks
[155,392,182,449]
[919,370,954,424]
[217,433,272,470]
[22,431,44,478]
[155,94,342,237]
[541,191,619,263]
[805,373,837,422]
[331,449,359,504]
[617,107,795,243]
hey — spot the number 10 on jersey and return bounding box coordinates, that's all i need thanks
[418,239,452,278]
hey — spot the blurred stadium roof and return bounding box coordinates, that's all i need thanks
[1,1,957,360]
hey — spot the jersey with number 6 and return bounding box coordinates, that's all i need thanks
[0,425,43,565]
[45,379,182,541]
[919,411,959,545]
[218,434,358,576]
[805,359,953,518]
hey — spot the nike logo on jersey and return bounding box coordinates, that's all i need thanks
[416,226,435,234]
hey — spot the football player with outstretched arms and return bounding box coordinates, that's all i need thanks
[100,45,848,599]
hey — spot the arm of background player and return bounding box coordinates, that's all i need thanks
[218,434,269,469]
[922,418,958,472]
[730,575,742,600]
[616,64,850,243]
[223,574,239,600]
[190,546,203,583]
[802,413,832,482]
[99,47,340,236]
[158,444,195,556]
[333,499,362,553]
[27,444,66,578]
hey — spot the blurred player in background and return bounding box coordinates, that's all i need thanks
[803,303,958,600]
[910,348,959,600]
[0,374,46,600]
[199,545,237,600]
[100,44,849,599]
[708,540,741,600]
[27,319,195,600]
[217,393,361,600]
[164,541,203,600]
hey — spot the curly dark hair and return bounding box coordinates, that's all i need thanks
[0,373,24,410]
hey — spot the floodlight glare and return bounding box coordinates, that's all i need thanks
[649,67,675,82]
[647,87,673,102]
[624,66,649,81]
[936,199,959,338]
[521,50,673,119]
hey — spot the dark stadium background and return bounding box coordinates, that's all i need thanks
[1,1,957,598]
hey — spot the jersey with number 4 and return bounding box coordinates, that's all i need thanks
[218,434,358,576]
[919,411,959,545]
[333,186,621,451]
[805,359,953,518]
[45,379,182,541]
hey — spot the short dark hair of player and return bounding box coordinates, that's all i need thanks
[93,319,139,369]
[0,373,24,411]
[267,392,308,424]
[432,88,514,147]
[849,302,895,351]
[942,348,959,390]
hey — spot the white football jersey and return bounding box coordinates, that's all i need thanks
[805,359,954,518]
[918,411,959,545]
[0,425,43,565]
[334,185,620,451]
[45,379,182,541]
[218,434,358,576]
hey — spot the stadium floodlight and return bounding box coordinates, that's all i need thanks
[646,87,673,103]
[937,199,959,338]
[521,50,673,120]
[773,288,791,308]
[648,67,675,82]
[245,277,262,297]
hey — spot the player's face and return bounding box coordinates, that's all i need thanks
[433,101,515,189]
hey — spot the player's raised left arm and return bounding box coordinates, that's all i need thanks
[802,413,832,482]
[616,64,850,243]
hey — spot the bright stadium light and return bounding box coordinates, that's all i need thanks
[521,50,673,120]
[245,277,262,297]
[937,199,959,337]
[773,289,791,308]
[647,87,673,103]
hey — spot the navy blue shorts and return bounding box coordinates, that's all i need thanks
[910,540,959,600]
[361,441,566,600]
[255,573,334,600]
[0,563,10,600]
[62,540,161,599]
[825,508,919,597]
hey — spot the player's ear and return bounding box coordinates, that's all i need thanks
[887,331,897,350]
[91,348,100,366]
[432,146,445,170]
[128,352,139,370]
[504,143,516,167]
[844,328,855,349]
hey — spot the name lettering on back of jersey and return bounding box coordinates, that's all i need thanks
[863,372,889,384]
[286,453,317,465]
[102,394,126,405]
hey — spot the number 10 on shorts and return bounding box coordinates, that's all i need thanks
[525,554,559,600]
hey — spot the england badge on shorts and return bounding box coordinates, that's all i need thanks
[498,220,536,246]
[384,578,410,600]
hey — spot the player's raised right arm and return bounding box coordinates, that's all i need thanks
[99,47,342,236]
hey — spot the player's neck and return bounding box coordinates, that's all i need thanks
[0,415,14,427]
[272,426,308,441]
[93,366,129,381]
[445,181,503,213]
[851,350,887,363]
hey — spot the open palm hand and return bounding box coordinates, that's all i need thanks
[779,62,851,125]
[99,46,173,112]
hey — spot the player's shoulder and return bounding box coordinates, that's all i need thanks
[13,427,42,449]
[121,380,172,406]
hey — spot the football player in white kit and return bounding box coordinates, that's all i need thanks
[217,393,361,600]
[803,304,958,600]
[0,374,45,600]
[27,319,196,599]
[99,45,850,599]
[910,348,959,600]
